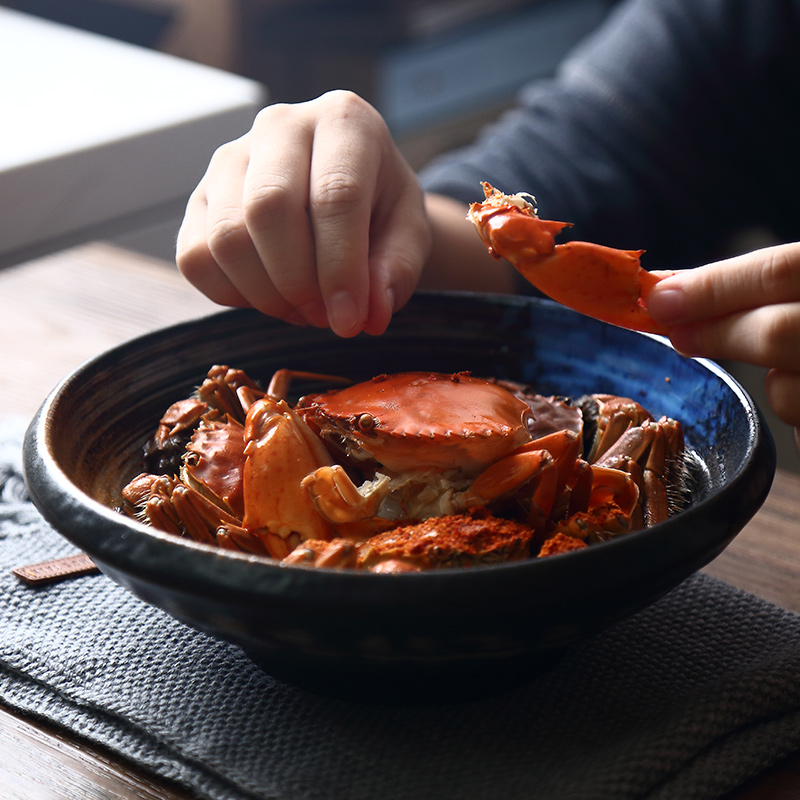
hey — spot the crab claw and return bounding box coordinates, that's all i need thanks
[467,182,670,335]
[301,465,389,524]
[463,429,582,531]
[241,397,334,546]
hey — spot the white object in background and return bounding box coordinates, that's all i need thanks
[0,7,266,268]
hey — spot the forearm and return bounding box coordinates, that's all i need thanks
[418,193,516,295]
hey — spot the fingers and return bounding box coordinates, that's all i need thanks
[360,180,431,335]
[300,93,429,336]
[241,106,327,325]
[178,132,303,322]
[176,196,252,309]
[304,99,381,335]
[648,242,800,325]
[178,106,327,326]
[177,90,429,338]
[645,242,800,447]
[665,302,800,370]
[176,141,265,311]
[244,98,377,336]
[765,369,800,428]
[647,242,800,367]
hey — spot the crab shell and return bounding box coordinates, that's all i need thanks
[297,372,536,474]
[182,417,246,519]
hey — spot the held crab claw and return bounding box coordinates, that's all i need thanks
[467,182,672,335]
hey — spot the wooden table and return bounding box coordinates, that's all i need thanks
[1,243,799,798]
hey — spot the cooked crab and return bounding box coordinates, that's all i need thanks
[121,365,687,568]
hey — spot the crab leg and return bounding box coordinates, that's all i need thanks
[593,417,685,528]
[266,368,352,401]
[586,466,640,517]
[467,182,671,335]
[641,417,685,527]
[467,449,555,503]
[301,465,390,524]
[465,429,582,529]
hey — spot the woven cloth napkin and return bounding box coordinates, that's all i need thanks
[2,416,800,800]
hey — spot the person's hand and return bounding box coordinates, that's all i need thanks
[647,242,800,449]
[176,91,431,337]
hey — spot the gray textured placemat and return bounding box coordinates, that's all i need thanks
[2,415,800,800]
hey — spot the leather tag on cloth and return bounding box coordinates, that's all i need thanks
[12,553,99,586]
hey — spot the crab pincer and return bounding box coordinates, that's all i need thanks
[467,182,671,335]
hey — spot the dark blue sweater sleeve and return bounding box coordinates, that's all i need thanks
[419,0,800,269]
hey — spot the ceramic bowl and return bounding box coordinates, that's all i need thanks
[23,293,775,691]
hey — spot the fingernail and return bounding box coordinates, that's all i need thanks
[647,286,688,326]
[327,290,362,337]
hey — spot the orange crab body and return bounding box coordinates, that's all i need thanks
[468,182,670,335]
[295,371,565,527]
[298,371,535,473]
[182,418,246,519]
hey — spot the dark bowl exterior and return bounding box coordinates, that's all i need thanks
[23,293,776,685]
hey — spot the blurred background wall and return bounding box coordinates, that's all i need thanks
[1,0,620,169]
